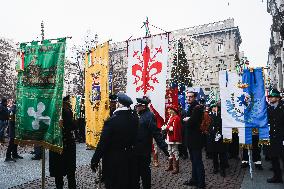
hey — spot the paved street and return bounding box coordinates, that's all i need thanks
[0,142,283,189]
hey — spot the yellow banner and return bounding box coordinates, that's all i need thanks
[85,42,110,148]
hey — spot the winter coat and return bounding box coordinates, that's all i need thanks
[91,108,139,189]
[49,106,76,177]
[207,112,227,153]
[0,103,9,121]
[184,101,204,150]
[267,101,284,156]
[135,108,168,156]
[8,105,16,139]
[165,115,182,143]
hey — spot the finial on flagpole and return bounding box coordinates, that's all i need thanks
[41,21,45,42]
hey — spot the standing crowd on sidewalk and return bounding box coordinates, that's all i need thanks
[1,88,284,188]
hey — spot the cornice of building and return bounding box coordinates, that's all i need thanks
[109,18,242,52]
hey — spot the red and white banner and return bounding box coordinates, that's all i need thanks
[126,34,168,119]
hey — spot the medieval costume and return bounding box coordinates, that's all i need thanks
[162,105,182,174]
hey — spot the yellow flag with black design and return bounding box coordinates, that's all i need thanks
[85,42,110,148]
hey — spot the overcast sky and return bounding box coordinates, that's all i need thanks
[1,0,271,66]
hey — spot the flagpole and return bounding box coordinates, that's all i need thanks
[248,148,253,180]
[40,20,46,189]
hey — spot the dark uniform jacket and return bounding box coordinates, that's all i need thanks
[91,108,139,189]
[207,112,226,153]
[49,106,76,177]
[268,101,284,156]
[135,108,168,156]
[185,100,204,150]
[0,103,9,121]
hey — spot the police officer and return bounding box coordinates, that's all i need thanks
[91,92,139,189]
[267,89,284,183]
[134,96,169,189]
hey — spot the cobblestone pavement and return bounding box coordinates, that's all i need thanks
[1,143,247,189]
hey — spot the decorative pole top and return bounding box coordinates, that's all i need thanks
[41,21,45,42]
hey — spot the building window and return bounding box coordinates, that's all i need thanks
[218,59,225,71]
[217,43,224,52]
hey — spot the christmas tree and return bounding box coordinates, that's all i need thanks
[170,40,192,88]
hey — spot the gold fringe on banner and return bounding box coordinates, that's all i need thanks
[240,144,253,149]
[15,139,63,154]
[258,139,270,146]
[223,138,233,143]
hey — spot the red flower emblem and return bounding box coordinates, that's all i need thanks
[132,45,163,95]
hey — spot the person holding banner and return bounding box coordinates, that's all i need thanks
[49,95,77,189]
[91,92,139,189]
[267,89,284,184]
[183,91,206,188]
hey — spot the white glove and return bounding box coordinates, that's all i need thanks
[183,117,190,122]
[161,125,167,130]
[169,126,174,131]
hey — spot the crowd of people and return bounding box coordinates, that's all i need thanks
[0,88,284,189]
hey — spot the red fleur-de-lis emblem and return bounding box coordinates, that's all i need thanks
[132,45,163,94]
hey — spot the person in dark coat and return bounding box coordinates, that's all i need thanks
[49,95,77,189]
[207,101,227,177]
[183,91,205,188]
[267,89,284,183]
[0,98,9,143]
[5,101,23,162]
[91,92,139,189]
[178,103,189,160]
[134,97,169,189]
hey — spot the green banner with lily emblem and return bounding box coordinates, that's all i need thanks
[15,38,66,153]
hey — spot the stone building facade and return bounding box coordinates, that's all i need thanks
[267,0,284,91]
[109,18,242,94]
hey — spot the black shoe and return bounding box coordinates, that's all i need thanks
[13,155,23,159]
[5,157,16,162]
[213,168,219,174]
[255,164,263,170]
[220,169,226,177]
[31,156,41,160]
[267,177,283,183]
[241,163,249,168]
[183,179,197,186]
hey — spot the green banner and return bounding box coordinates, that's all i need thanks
[15,38,66,153]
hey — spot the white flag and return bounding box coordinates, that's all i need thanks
[126,34,168,119]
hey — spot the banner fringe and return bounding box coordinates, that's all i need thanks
[15,139,63,154]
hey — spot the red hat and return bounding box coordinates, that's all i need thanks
[167,105,179,114]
